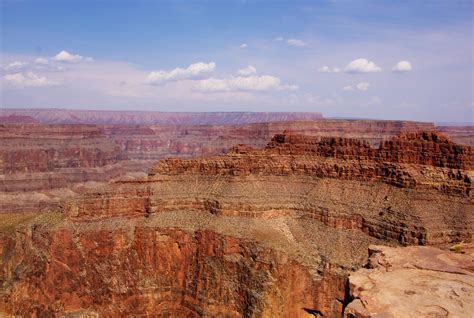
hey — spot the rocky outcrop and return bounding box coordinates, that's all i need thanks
[148,132,472,245]
[153,131,473,196]
[0,120,439,191]
[0,131,472,317]
[266,131,473,169]
[1,120,446,214]
[344,244,474,317]
[66,132,472,246]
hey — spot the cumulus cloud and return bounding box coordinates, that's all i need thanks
[343,85,354,91]
[318,66,341,73]
[237,65,257,77]
[3,72,59,88]
[343,82,370,92]
[344,58,381,73]
[195,75,297,93]
[34,58,49,65]
[239,43,248,48]
[318,66,331,73]
[145,62,216,85]
[53,50,92,63]
[356,82,370,91]
[286,39,307,47]
[3,61,28,71]
[392,60,412,72]
[273,37,307,47]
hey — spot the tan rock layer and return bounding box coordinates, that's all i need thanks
[344,244,474,317]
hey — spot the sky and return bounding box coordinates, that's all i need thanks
[0,0,473,122]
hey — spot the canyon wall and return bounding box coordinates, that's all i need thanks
[148,131,473,245]
[438,125,474,146]
[1,119,442,214]
[0,131,472,317]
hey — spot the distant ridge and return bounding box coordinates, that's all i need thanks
[0,115,39,124]
[0,108,323,125]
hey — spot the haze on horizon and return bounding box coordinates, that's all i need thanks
[0,0,472,123]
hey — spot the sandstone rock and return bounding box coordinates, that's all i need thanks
[344,244,474,317]
[152,131,473,197]
[0,127,472,317]
[0,212,356,317]
[1,120,454,214]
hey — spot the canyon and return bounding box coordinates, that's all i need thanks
[1,118,441,215]
[0,117,472,317]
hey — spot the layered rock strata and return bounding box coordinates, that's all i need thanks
[0,131,472,317]
[1,120,439,192]
[145,132,472,245]
[1,120,442,214]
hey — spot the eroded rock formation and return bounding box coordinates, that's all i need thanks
[1,119,442,214]
[0,131,472,317]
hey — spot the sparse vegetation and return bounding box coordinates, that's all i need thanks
[0,210,65,234]
[0,212,37,234]
[450,244,463,254]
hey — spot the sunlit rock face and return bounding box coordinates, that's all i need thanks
[0,119,441,215]
[344,244,474,318]
[0,131,472,317]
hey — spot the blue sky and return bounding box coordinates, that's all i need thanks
[1,0,472,122]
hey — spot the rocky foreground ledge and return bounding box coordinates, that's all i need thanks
[345,244,474,317]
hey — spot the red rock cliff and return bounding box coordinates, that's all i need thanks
[0,131,472,317]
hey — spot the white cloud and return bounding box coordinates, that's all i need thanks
[279,84,299,91]
[53,50,91,63]
[343,82,370,91]
[239,43,248,48]
[34,58,49,65]
[3,72,59,88]
[237,65,257,77]
[145,62,216,85]
[318,66,331,73]
[273,37,307,47]
[287,39,307,47]
[195,75,297,93]
[3,61,28,71]
[356,82,370,91]
[392,60,412,72]
[318,66,341,73]
[344,58,381,73]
